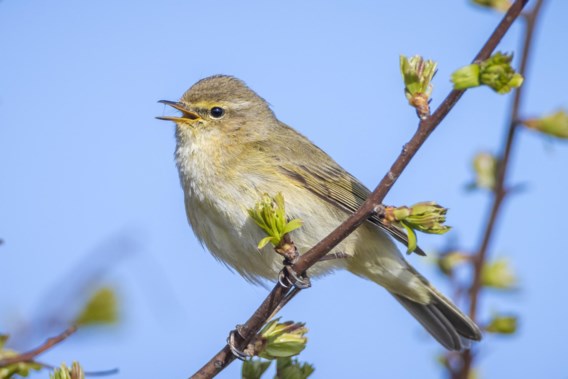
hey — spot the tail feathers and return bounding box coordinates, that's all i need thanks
[392,290,482,351]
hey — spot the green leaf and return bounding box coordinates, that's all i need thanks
[75,287,118,326]
[486,314,518,334]
[258,236,274,250]
[402,222,417,254]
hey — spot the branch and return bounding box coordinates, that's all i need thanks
[191,1,528,377]
[0,325,77,367]
[458,0,545,377]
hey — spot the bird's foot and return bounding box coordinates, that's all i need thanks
[278,265,311,289]
[227,326,251,360]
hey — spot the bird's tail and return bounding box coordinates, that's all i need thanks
[391,285,482,351]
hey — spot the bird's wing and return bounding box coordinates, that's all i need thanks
[278,163,426,256]
[269,122,425,256]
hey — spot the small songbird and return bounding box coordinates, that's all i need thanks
[157,75,481,350]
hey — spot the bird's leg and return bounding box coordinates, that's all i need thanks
[276,235,311,289]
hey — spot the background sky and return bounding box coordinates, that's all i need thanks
[1,1,567,378]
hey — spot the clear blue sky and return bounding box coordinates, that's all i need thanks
[1,1,567,378]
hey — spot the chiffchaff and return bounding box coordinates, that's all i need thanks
[157,75,481,350]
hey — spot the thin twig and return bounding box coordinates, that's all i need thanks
[0,325,77,367]
[190,1,528,377]
[457,1,545,378]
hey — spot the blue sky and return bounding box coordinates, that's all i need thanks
[1,1,567,378]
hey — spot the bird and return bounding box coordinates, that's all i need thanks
[157,74,482,350]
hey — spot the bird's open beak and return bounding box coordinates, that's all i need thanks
[156,100,201,122]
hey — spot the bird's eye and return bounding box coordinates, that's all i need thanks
[210,107,225,119]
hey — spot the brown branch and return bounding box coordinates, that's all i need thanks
[0,325,77,367]
[191,1,528,377]
[457,0,545,377]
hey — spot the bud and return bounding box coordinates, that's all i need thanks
[248,193,303,250]
[50,362,84,379]
[252,318,308,360]
[451,52,523,94]
[400,55,438,119]
[486,314,518,334]
[481,258,518,289]
[386,202,451,254]
[471,0,512,12]
[523,110,568,139]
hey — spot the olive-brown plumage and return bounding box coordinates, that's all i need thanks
[158,75,482,350]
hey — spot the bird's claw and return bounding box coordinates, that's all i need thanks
[227,327,250,360]
[278,265,311,289]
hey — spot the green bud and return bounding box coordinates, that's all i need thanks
[481,258,518,289]
[523,110,568,139]
[256,318,308,360]
[50,362,84,379]
[479,52,523,94]
[471,0,512,12]
[486,314,518,334]
[248,193,303,249]
[451,52,523,94]
[386,202,450,253]
[400,55,438,118]
[470,152,499,190]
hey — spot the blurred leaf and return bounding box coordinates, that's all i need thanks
[75,287,118,326]
[481,258,518,289]
[242,359,271,379]
[275,357,315,379]
[436,251,470,276]
[523,109,568,139]
[471,0,512,12]
[486,314,518,334]
[468,152,499,191]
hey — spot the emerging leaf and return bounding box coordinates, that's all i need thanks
[49,362,85,379]
[400,55,438,118]
[254,318,308,360]
[451,52,523,94]
[248,193,303,250]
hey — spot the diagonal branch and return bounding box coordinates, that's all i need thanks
[457,1,545,378]
[191,1,528,377]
